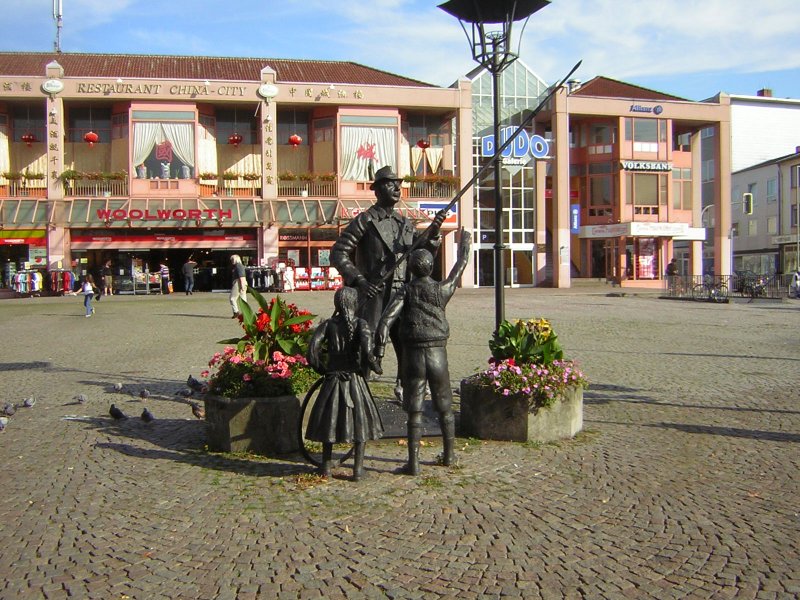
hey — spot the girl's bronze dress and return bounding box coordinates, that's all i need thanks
[305,315,384,444]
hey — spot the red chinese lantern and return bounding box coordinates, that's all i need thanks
[227,133,243,147]
[83,131,99,147]
[288,134,302,148]
[21,133,37,147]
[416,139,430,149]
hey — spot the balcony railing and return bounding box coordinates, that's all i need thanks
[277,180,338,197]
[405,181,457,199]
[0,181,48,198]
[64,179,129,197]
[199,178,262,198]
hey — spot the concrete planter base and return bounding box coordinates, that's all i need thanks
[459,380,583,443]
[204,394,301,455]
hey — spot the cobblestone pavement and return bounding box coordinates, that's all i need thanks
[0,287,798,599]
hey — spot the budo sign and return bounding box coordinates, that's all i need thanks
[481,127,550,166]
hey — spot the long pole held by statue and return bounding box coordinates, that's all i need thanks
[373,60,583,323]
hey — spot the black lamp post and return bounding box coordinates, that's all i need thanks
[439,0,550,330]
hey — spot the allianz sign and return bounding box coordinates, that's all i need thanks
[481,127,551,166]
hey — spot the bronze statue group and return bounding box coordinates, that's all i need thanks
[304,165,471,480]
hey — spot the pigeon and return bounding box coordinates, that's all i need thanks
[141,408,155,423]
[187,375,205,393]
[139,388,151,400]
[73,394,88,404]
[175,388,193,398]
[113,383,123,392]
[109,404,128,420]
[189,401,205,420]
[0,416,7,432]
[2,403,16,417]
[21,397,36,408]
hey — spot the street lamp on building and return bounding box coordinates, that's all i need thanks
[439,0,550,330]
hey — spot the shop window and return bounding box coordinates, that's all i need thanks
[767,216,777,235]
[67,106,111,143]
[672,168,692,210]
[216,109,258,145]
[12,105,46,144]
[766,177,777,203]
[313,118,334,143]
[626,173,666,215]
[198,115,216,141]
[131,111,197,180]
[277,109,310,147]
[111,113,129,140]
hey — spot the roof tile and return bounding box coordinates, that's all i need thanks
[0,52,434,88]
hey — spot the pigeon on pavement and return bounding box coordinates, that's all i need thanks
[113,383,123,392]
[189,401,205,420]
[141,407,155,423]
[21,397,36,408]
[0,416,7,432]
[109,404,128,420]
[175,388,193,398]
[139,388,151,400]
[187,375,205,393]
[2,403,16,416]
[73,394,88,404]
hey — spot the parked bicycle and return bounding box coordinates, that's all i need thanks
[741,275,767,301]
[692,277,728,303]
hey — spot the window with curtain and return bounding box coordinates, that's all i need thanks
[340,125,397,182]
[132,118,196,179]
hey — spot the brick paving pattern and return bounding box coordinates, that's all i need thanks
[0,287,798,599]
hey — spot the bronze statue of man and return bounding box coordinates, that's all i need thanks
[331,165,445,391]
[375,228,472,475]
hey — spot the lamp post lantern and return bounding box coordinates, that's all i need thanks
[439,0,550,330]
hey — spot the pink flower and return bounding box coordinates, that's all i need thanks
[242,374,252,382]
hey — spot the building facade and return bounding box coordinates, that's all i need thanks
[732,149,800,274]
[467,66,731,288]
[701,90,800,276]
[0,52,473,293]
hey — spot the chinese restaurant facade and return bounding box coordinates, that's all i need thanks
[0,53,472,292]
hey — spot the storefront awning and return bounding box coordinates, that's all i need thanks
[580,222,705,240]
[0,198,50,227]
[265,198,455,229]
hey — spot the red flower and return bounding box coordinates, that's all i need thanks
[256,311,270,332]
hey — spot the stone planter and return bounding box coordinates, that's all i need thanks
[204,394,301,455]
[459,379,583,443]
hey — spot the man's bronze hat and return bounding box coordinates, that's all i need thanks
[369,165,403,190]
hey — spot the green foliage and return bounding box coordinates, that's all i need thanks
[489,318,564,365]
[206,291,317,399]
[218,290,315,361]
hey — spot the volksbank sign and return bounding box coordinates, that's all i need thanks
[481,127,551,166]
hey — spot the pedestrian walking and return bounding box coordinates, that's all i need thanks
[229,254,247,317]
[159,261,170,294]
[182,255,197,295]
[73,274,97,317]
[101,260,113,296]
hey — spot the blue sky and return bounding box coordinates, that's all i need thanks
[2,0,799,101]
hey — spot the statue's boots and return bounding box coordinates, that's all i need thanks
[404,414,422,476]
[353,442,366,481]
[440,411,455,466]
[319,443,333,477]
